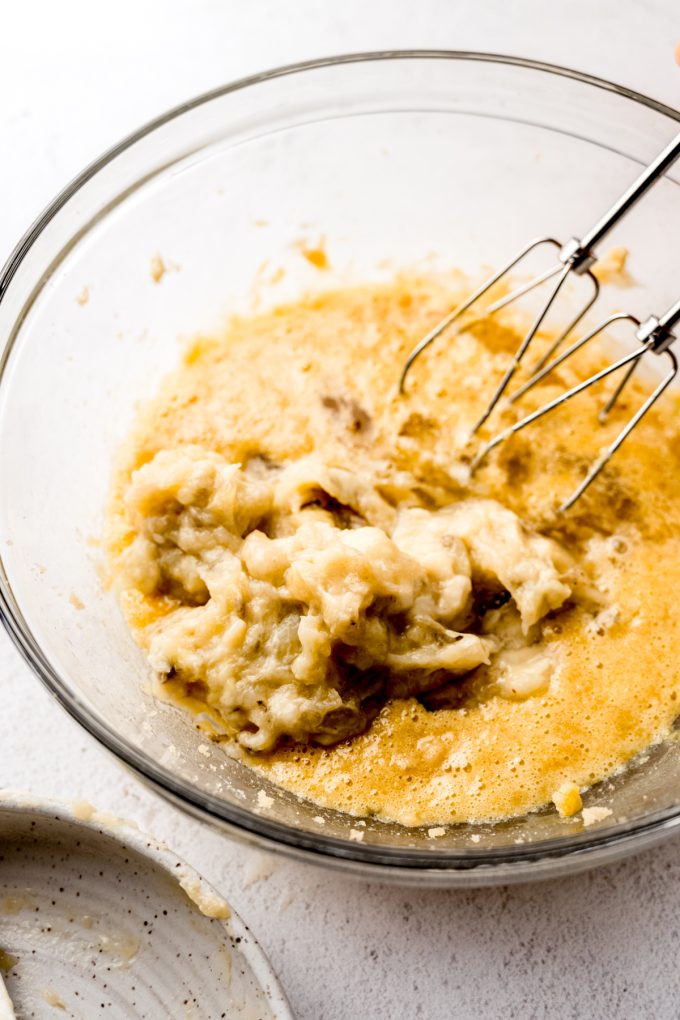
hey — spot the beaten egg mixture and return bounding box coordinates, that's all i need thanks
[107,273,680,826]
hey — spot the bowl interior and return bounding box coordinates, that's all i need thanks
[2,54,680,872]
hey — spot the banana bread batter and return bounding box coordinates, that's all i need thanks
[107,274,680,825]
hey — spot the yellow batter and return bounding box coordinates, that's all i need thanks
[107,273,680,826]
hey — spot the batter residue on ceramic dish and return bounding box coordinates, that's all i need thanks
[107,273,680,826]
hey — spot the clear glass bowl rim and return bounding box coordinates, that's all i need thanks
[2,49,680,880]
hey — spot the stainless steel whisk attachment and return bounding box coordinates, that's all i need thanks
[398,128,680,509]
[399,234,601,430]
[471,300,680,512]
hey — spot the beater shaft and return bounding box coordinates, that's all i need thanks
[399,129,680,432]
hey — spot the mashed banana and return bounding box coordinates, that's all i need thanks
[107,273,680,825]
[119,450,574,751]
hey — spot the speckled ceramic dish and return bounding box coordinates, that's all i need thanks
[0,794,292,1019]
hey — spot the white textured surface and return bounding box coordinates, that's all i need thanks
[2,3,680,1018]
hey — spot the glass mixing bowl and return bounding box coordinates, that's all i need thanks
[2,52,680,885]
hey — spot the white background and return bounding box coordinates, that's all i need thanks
[2,2,680,1018]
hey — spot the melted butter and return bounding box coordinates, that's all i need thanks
[108,273,680,825]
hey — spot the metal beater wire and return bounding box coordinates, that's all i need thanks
[397,236,561,395]
[397,126,680,507]
[471,344,679,512]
